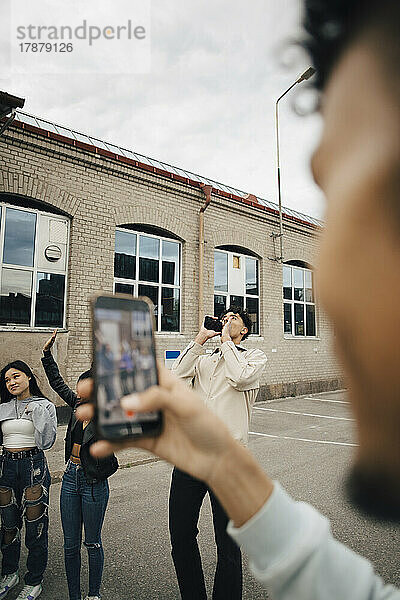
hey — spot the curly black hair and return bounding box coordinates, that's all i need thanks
[221,306,253,340]
[302,0,400,90]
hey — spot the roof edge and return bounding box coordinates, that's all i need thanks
[4,112,322,231]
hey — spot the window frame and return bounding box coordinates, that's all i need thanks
[114,228,182,333]
[213,248,260,336]
[283,264,317,338]
[0,202,70,331]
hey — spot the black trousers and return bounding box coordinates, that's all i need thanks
[169,467,242,600]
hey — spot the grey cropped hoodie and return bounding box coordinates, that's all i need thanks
[0,396,57,450]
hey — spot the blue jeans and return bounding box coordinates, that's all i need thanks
[0,450,51,585]
[60,461,109,600]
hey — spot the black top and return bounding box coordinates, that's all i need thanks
[41,351,118,482]
[71,420,83,447]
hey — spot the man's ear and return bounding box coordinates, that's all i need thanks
[241,327,248,336]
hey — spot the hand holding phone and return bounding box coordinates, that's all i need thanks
[92,294,163,441]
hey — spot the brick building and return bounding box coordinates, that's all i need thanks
[0,110,343,415]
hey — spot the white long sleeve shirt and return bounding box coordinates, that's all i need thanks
[228,482,400,600]
[172,340,267,444]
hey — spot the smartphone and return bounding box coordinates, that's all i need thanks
[92,293,163,441]
[204,315,223,333]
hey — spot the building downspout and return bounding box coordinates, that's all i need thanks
[198,184,212,330]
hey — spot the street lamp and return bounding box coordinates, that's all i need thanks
[273,66,315,262]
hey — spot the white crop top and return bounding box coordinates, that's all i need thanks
[2,419,36,449]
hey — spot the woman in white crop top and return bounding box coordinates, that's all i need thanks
[0,360,57,600]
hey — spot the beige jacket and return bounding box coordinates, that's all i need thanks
[172,341,267,445]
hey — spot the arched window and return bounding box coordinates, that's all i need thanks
[0,196,69,329]
[214,247,260,335]
[114,227,181,332]
[283,261,316,337]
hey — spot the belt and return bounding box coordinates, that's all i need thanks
[3,447,40,460]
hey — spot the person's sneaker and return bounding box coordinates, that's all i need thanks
[0,572,19,598]
[15,583,42,600]
[84,597,101,600]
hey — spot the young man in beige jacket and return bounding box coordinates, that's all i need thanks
[169,307,266,600]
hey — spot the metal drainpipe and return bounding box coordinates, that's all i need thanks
[198,184,212,330]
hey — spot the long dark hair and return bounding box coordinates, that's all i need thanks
[0,361,45,404]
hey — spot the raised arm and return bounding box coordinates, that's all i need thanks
[171,342,205,382]
[172,321,220,383]
[41,330,78,408]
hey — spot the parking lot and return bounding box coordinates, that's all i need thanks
[247,390,400,594]
[19,389,400,599]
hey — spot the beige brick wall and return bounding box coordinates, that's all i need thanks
[0,126,343,406]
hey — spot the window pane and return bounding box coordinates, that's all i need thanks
[0,268,32,325]
[246,296,259,334]
[305,270,314,302]
[35,273,65,327]
[114,231,136,280]
[293,268,304,301]
[161,287,180,332]
[139,235,159,259]
[138,284,158,320]
[3,208,36,267]
[139,257,159,283]
[294,303,305,336]
[214,294,226,318]
[284,303,292,334]
[115,283,134,295]
[214,252,228,292]
[283,265,292,300]
[162,240,179,285]
[245,258,258,295]
[230,295,244,310]
[306,304,316,336]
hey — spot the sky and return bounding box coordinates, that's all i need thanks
[1,0,326,220]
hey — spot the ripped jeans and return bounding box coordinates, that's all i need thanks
[60,461,109,600]
[0,450,50,585]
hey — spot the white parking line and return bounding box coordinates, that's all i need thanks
[304,397,350,405]
[249,431,358,447]
[254,407,354,421]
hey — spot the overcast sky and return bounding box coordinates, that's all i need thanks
[1,0,326,220]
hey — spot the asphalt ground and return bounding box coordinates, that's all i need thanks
[12,390,400,599]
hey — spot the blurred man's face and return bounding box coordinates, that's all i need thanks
[311,36,400,490]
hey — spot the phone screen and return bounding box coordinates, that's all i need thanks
[93,295,162,440]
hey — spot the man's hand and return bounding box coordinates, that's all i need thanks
[43,329,57,353]
[76,365,235,484]
[194,319,221,346]
[220,317,233,344]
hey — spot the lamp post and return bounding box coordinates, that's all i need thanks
[274,66,315,261]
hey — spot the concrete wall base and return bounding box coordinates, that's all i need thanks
[257,378,346,401]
